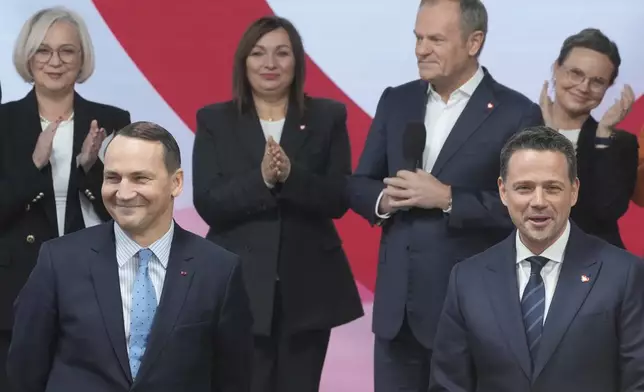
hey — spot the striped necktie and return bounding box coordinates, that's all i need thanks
[521,255,548,365]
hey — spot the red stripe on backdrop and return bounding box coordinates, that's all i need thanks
[93,0,381,291]
[617,96,644,256]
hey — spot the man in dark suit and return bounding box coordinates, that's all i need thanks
[429,126,644,392]
[348,0,543,390]
[7,122,253,392]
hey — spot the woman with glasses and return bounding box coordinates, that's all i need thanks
[539,28,638,248]
[0,7,130,386]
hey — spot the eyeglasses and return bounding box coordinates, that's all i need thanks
[562,66,609,94]
[33,46,81,64]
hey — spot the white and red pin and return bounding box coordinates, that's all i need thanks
[581,274,590,283]
[487,102,494,109]
[300,124,306,130]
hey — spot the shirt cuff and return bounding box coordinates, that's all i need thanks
[375,190,392,219]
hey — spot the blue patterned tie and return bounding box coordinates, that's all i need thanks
[521,256,548,365]
[128,249,157,379]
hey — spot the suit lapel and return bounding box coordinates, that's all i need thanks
[278,99,310,159]
[532,225,601,381]
[135,225,195,381]
[22,90,58,233]
[88,222,132,383]
[431,71,499,176]
[235,107,267,167]
[483,234,532,379]
[63,93,92,233]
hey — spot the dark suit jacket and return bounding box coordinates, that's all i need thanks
[348,69,544,347]
[571,116,638,248]
[0,89,130,331]
[193,97,363,336]
[429,223,644,392]
[7,221,253,392]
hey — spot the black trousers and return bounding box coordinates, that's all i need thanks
[0,330,10,392]
[251,283,331,392]
[374,313,433,392]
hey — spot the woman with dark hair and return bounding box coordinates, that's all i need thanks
[539,28,638,248]
[192,16,363,392]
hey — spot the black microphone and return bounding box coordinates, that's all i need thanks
[402,122,426,170]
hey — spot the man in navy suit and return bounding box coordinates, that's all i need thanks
[7,122,253,392]
[348,0,542,390]
[429,126,644,391]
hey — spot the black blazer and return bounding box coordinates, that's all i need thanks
[571,116,638,248]
[0,89,130,330]
[193,97,363,336]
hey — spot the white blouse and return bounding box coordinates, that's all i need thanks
[41,115,102,237]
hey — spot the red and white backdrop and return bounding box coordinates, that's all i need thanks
[1,1,643,390]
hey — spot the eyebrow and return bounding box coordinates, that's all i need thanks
[253,44,292,50]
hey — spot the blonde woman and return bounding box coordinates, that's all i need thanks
[0,7,130,386]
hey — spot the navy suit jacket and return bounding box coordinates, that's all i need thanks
[7,222,253,392]
[348,68,543,347]
[429,223,644,392]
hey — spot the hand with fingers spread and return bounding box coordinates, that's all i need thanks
[383,169,451,210]
[78,119,107,172]
[267,136,291,183]
[539,80,556,129]
[597,84,635,137]
[32,118,62,169]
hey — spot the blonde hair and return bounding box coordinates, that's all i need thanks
[13,6,95,83]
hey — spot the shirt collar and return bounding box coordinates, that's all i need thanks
[114,221,175,268]
[515,220,571,264]
[427,65,485,101]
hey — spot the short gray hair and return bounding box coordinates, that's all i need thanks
[13,6,95,83]
[420,0,488,55]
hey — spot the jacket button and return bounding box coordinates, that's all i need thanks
[26,235,35,244]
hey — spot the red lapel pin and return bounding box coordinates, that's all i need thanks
[180,271,187,276]
[487,102,494,109]
[580,274,590,283]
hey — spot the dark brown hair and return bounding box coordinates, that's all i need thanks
[113,121,181,173]
[232,16,306,115]
[556,28,621,84]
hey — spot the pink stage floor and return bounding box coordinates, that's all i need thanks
[320,302,374,392]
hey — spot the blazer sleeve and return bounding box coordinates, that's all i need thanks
[586,130,638,221]
[212,259,253,392]
[192,107,278,230]
[277,102,351,219]
[348,87,392,224]
[76,109,132,219]
[428,263,475,392]
[0,107,52,229]
[618,257,644,391]
[7,242,58,392]
[447,102,544,230]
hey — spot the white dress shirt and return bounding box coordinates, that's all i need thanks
[515,220,571,323]
[559,129,581,150]
[115,221,174,347]
[41,115,103,236]
[375,66,485,218]
[260,118,285,144]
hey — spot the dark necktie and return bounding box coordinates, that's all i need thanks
[521,256,548,364]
